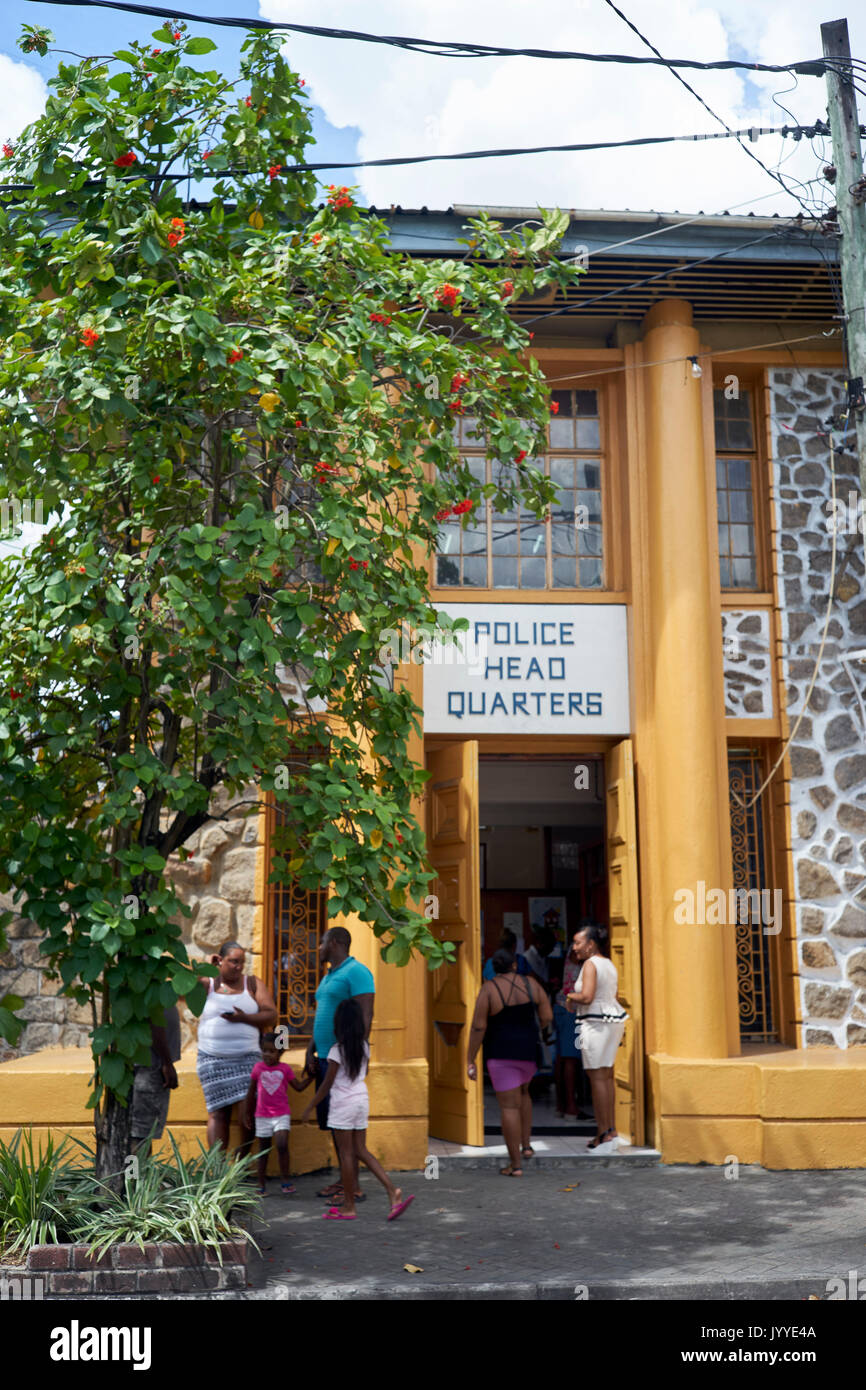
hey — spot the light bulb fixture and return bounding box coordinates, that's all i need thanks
[687,355,703,379]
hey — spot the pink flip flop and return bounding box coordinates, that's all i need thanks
[323,1206,357,1220]
[387,1195,416,1222]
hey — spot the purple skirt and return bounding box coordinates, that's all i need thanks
[487,1058,537,1092]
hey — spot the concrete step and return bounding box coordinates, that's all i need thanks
[427,1136,661,1169]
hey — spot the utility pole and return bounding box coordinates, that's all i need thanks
[822,19,866,497]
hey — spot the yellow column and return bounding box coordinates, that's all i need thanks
[641,300,729,1058]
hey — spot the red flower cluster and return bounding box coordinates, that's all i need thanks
[448,400,465,415]
[434,283,461,310]
[515,449,527,464]
[245,95,253,107]
[2,143,14,159]
[299,78,306,87]
[369,311,392,326]
[167,216,185,248]
[314,461,340,478]
[227,348,244,364]
[311,233,322,245]
[435,507,453,521]
[452,499,474,515]
[152,48,162,56]
[114,151,137,168]
[152,474,160,484]
[202,149,212,160]
[500,280,514,298]
[450,372,469,394]
[550,400,560,415]
[80,327,100,349]
[268,164,282,182]
[326,184,353,210]
[349,559,368,571]
[172,29,182,41]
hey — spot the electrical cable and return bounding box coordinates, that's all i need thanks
[24,0,831,74]
[541,331,842,386]
[0,122,838,196]
[600,0,825,224]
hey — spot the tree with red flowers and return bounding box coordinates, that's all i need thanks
[0,21,583,1173]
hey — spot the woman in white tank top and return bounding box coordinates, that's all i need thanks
[195,941,277,1152]
[565,923,628,1152]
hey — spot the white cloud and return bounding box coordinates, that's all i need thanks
[0,53,48,147]
[260,0,861,217]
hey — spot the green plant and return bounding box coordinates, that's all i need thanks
[0,1129,78,1257]
[69,1134,261,1261]
[0,21,582,1172]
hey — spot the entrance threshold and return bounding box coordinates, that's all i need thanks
[428,1135,661,1169]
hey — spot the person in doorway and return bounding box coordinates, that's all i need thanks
[304,926,375,1206]
[553,933,583,1118]
[243,1032,313,1196]
[196,941,277,1154]
[466,949,553,1176]
[301,998,414,1222]
[524,924,556,987]
[130,1002,181,1157]
[482,928,529,980]
[565,922,628,1151]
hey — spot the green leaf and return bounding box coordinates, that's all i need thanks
[139,235,163,266]
[100,1053,127,1090]
[186,36,217,54]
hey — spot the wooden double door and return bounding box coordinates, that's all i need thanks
[425,740,644,1146]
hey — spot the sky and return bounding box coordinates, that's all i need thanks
[1,1,864,218]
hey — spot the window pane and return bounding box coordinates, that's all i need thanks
[549,418,575,448]
[576,460,601,489]
[578,525,603,556]
[551,389,573,415]
[492,557,518,587]
[731,556,757,586]
[729,489,753,523]
[438,523,459,554]
[716,459,727,487]
[461,555,486,587]
[717,491,728,522]
[576,418,601,449]
[550,457,575,487]
[462,522,487,555]
[574,390,598,415]
[719,557,731,587]
[520,556,546,587]
[551,523,576,555]
[437,555,460,585]
[553,556,577,587]
[731,525,754,555]
[579,557,603,587]
[491,520,518,555]
[466,456,487,484]
[581,491,602,525]
[727,458,751,488]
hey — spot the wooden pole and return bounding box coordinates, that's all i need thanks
[822,18,866,496]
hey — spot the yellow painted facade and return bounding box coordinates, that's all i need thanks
[4,279,866,1174]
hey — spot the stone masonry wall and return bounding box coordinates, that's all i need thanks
[770,367,866,1046]
[0,791,263,1061]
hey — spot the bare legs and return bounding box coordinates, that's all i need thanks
[256,1130,291,1189]
[332,1129,400,1216]
[206,1103,254,1157]
[585,1066,616,1140]
[495,1085,523,1174]
[519,1082,533,1155]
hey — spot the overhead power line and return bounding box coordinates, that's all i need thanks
[26,0,829,75]
[600,0,826,225]
[0,122,839,196]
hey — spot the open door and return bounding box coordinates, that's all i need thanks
[426,741,483,1145]
[605,738,645,1145]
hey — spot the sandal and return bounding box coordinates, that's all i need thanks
[587,1129,616,1151]
[387,1195,415,1222]
[500,1165,523,1176]
[326,1191,366,1207]
[280,1182,296,1195]
[322,1206,357,1220]
[316,1181,344,1199]
[521,1145,535,1157]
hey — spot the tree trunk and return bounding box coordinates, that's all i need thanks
[94,1088,132,1192]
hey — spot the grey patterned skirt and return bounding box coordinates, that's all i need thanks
[196,1050,261,1112]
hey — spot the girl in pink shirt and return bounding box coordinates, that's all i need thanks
[243,1033,312,1194]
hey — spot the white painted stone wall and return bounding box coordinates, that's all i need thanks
[770,367,866,1046]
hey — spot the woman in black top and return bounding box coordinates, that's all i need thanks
[467,949,553,1175]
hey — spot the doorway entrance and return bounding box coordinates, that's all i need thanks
[425,739,644,1148]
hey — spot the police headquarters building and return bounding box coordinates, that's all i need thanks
[3,206,866,1169]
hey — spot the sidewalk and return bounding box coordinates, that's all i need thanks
[240,1162,866,1300]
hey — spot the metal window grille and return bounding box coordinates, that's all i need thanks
[267,797,327,1049]
[728,749,777,1042]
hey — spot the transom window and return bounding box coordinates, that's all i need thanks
[435,388,605,590]
[715,389,758,589]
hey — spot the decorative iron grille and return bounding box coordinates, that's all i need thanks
[728,749,777,1043]
[268,798,327,1049]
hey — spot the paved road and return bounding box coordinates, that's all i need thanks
[243,1163,866,1300]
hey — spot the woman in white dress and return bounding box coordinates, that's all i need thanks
[565,923,627,1152]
